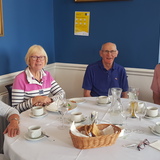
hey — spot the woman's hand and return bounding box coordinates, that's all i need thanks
[3,115,20,137]
[32,96,53,106]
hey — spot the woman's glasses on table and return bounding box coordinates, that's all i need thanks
[137,139,150,151]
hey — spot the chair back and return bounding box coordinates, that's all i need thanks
[5,84,13,106]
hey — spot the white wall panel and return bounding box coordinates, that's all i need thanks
[0,63,154,104]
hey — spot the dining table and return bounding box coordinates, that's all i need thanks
[3,97,160,160]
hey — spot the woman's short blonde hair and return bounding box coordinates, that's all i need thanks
[25,45,48,66]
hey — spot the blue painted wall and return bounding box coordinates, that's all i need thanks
[0,0,55,75]
[0,0,160,75]
[54,0,160,69]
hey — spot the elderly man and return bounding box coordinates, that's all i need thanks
[82,42,128,98]
[151,64,160,104]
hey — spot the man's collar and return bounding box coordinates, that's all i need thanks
[99,60,115,70]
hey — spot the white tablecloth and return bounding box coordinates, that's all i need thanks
[3,97,160,160]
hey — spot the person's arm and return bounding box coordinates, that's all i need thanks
[32,96,53,106]
[3,114,20,137]
[153,92,160,105]
[50,78,66,102]
[122,91,128,98]
[151,65,160,104]
[84,89,91,97]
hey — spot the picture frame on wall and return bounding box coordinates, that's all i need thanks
[0,0,4,36]
[75,0,130,2]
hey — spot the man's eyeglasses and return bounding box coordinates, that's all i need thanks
[30,56,45,61]
[102,50,117,55]
[137,139,150,151]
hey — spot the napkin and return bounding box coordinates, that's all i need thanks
[46,99,63,111]
[149,140,160,151]
[46,102,58,111]
[70,122,89,137]
[102,125,115,135]
[91,111,98,123]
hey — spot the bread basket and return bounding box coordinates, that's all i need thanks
[69,124,121,149]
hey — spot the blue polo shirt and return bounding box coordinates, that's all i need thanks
[82,60,128,97]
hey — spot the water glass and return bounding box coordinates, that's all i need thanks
[121,101,132,133]
[108,88,112,103]
[134,101,147,133]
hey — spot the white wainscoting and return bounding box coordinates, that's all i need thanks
[0,63,154,104]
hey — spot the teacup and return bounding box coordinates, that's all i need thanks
[98,96,108,104]
[155,122,160,133]
[146,106,158,117]
[71,112,83,122]
[31,106,44,116]
[28,125,42,138]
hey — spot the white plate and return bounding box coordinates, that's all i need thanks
[45,101,77,112]
[68,116,87,123]
[24,132,45,141]
[69,98,86,104]
[144,113,160,119]
[150,126,160,136]
[29,111,48,118]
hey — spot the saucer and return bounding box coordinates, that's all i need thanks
[150,126,160,136]
[144,113,160,119]
[97,102,111,106]
[68,116,87,123]
[29,111,48,118]
[24,132,45,141]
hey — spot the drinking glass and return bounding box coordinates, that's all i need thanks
[55,97,63,121]
[127,87,139,100]
[121,101,132,133]
[108,88,112,103]
[134,101,147,133]
[58,104,68,130]
[54,90,66,121]
[58,92,69,130]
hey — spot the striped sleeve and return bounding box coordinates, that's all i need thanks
[50,80,63,96]
[12,89,32,113]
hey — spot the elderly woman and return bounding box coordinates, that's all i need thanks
[12,45,64,113]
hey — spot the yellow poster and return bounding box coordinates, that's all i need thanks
[74,11,90,36]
